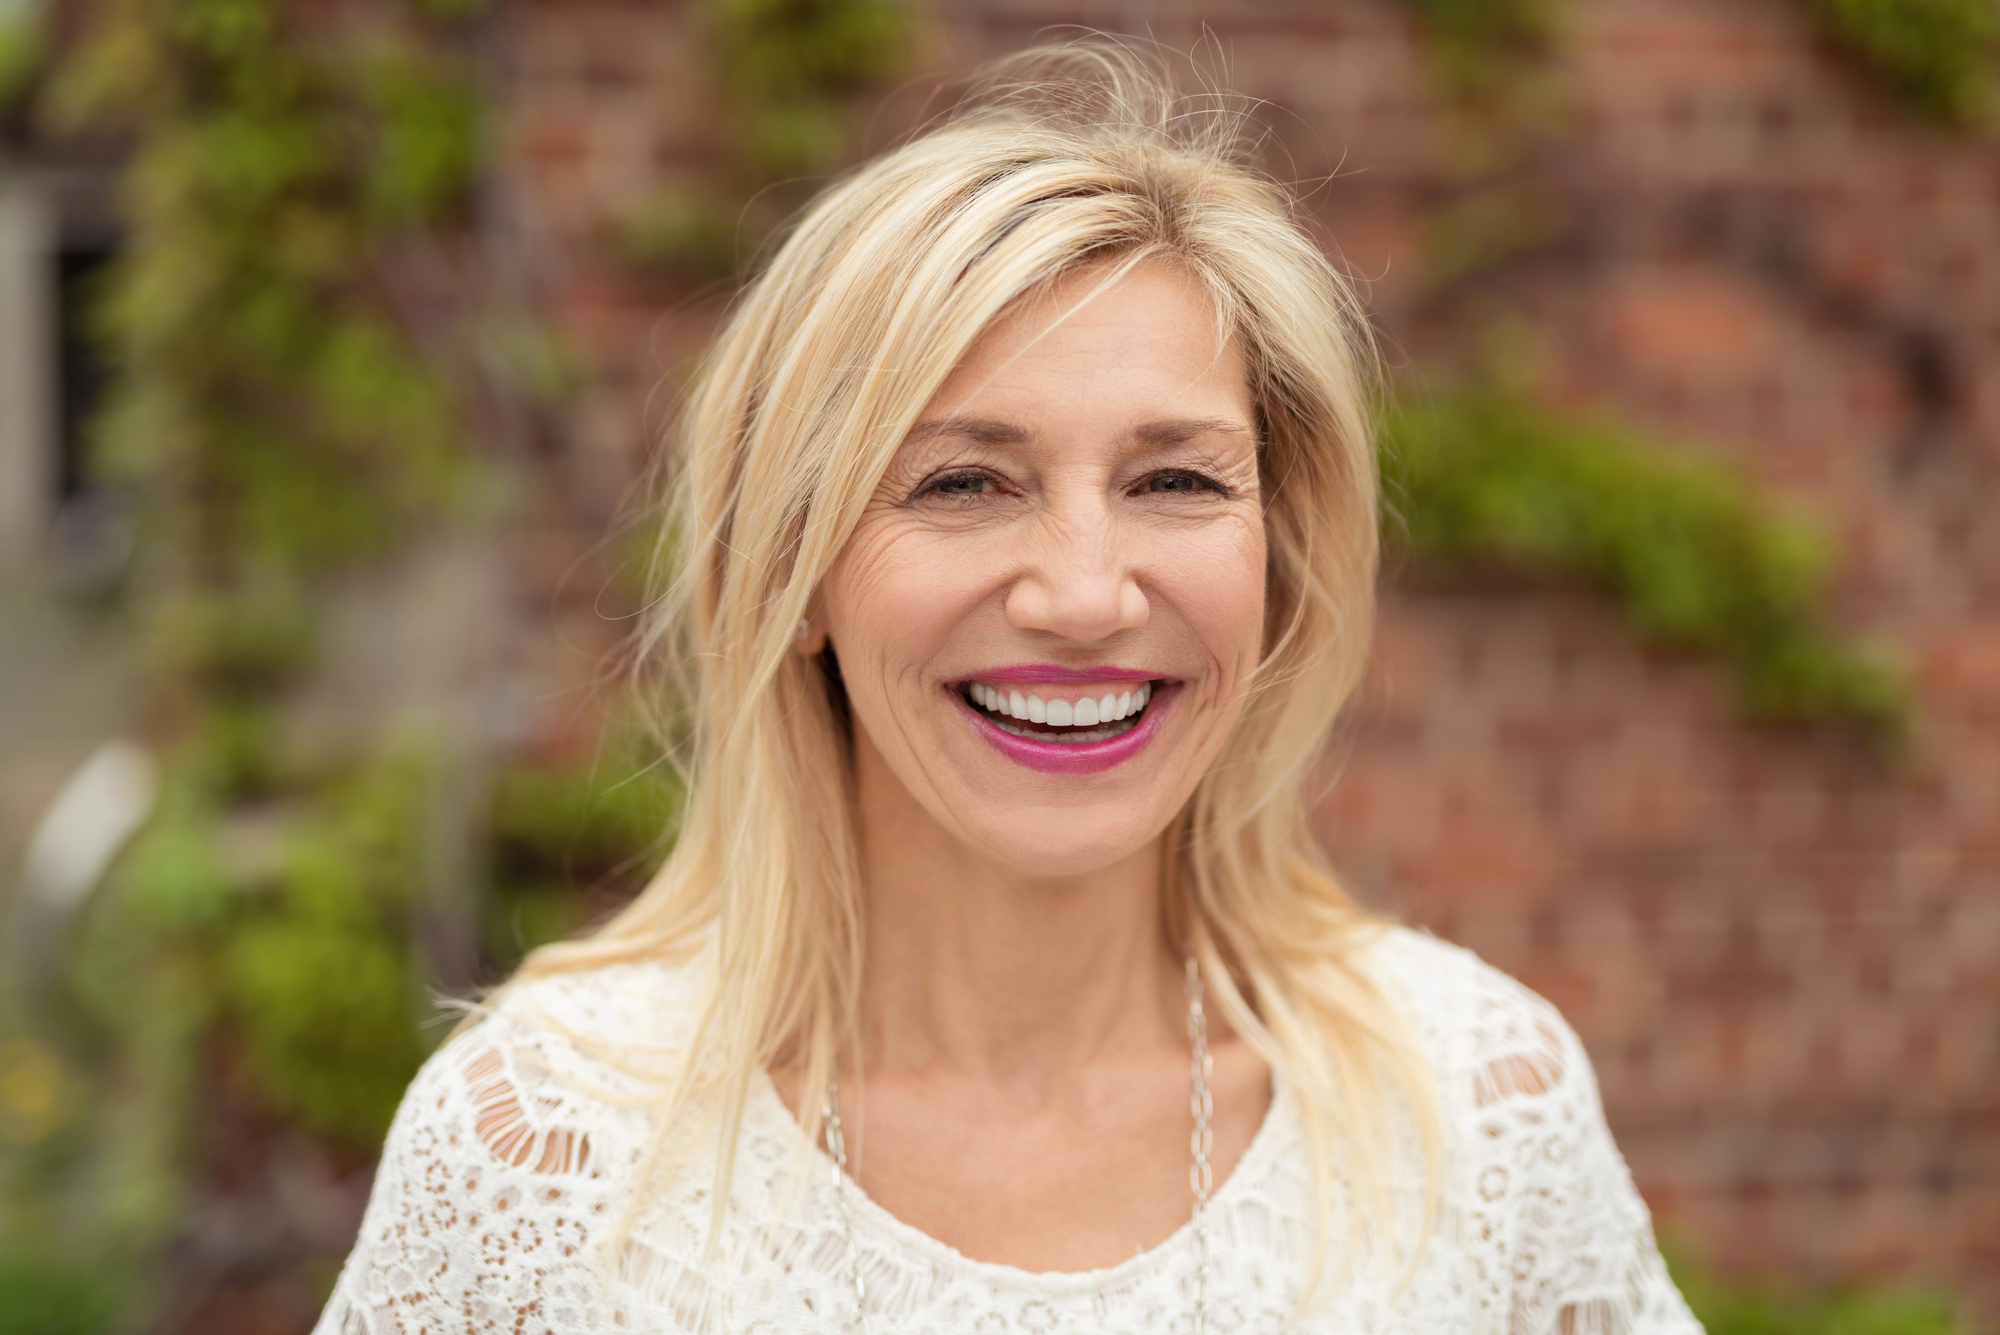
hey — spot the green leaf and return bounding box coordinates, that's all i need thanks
[1809,0,1998,123]
[1380,383,1908,739]
[0,10,44,108]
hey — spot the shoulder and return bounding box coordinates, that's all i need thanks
[1358,923,1588,1113]
[372,955,709,1192]
[313,958,705,1334]
[477,955,708,1067]
[1353,928,1703,1334]
[434,955,707,1148]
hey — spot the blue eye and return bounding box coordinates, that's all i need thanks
[1147,472,1208,493]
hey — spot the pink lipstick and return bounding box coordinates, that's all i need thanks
[951,667,1175,775]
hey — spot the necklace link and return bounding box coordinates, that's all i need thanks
[823,1078,871,1334]
[1187,956,1213,1335]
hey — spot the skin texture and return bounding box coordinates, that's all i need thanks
[779,260,1274,1272]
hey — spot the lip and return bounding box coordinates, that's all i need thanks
[966,663,1161,685]
[951,677,1176,775]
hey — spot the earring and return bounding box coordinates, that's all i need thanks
[796,618,811,642]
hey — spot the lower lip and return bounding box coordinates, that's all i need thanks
[953,683,1174,775]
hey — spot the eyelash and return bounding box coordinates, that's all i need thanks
[915,467,1230,501]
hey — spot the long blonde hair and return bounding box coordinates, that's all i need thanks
[523,42,1436,1292]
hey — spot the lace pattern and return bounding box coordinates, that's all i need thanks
[312,929,1701,1334]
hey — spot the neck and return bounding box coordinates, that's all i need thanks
[852,733,1182,1088]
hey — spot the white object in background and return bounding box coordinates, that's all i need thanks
[21,739,158,912]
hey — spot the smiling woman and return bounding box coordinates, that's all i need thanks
[313,43,1701,1335]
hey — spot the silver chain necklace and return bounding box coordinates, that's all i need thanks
[822,958,1214,1335]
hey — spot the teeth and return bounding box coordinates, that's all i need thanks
[964,679,1158,736]
[987,716,1131,743]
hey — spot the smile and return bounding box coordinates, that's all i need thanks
[951,670,1172,775]
[962,680,1153,743]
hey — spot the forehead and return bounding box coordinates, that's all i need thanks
[924,260,1252,425]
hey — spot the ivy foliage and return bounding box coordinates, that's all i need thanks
[1807,0,1998,123]
[1396,2,1911,746]
[5,0,489,1276]
[72,744,433,1154]
[1404,0,1997,129]
[613,0,914,278]
[1380,383,1906,738]
[1404,0,1559,99]
[0,6,40,108]
[484,743,681,969]
[1667,1244,1965,1335]
[0,1252,122,1335]
[711,0,909,176]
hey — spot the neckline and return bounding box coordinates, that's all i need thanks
[747,1062,1293,1295]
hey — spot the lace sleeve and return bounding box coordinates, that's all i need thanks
[309,1006,621,1335]
[1461,973,1702,1335]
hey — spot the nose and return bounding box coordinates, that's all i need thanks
[1003,499,1149,643]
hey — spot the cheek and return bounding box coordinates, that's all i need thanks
[1156,517,1267,675]
[823,522,982,697]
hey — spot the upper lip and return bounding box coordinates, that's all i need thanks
[957,664,1164,685]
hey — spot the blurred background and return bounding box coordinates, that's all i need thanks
[0,0,1994,1330]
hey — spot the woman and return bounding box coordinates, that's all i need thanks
[315,47,1700,1335]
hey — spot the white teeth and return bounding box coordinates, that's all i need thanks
[966,680,1157,733]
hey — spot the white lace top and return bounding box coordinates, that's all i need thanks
[312,928,1701,1334]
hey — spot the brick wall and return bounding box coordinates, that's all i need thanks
[497,0,2000,1313]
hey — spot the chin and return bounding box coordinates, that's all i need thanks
[960,807,1167,881]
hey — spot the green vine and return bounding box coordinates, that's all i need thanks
[1395,3,1911,744]
[1665,1240,1965,1335]
[3,0,489,1288]
[1380,382,1906,737]
[483,741,680,968]
[1806,0,1998,124]
[613,0,914,278]
[1404,0,1559,100]
[1407,0,1999,126]
[72,745,434,1153]
[0,6,39,109]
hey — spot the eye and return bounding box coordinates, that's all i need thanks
[926,470,993,498]
[1145,471,1218,495]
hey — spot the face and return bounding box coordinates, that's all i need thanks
[818,261,1267,877]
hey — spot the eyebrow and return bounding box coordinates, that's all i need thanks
[1131,416,1252,448]
[904,416,1029,446]
[904,415,1251,448]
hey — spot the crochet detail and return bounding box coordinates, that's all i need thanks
[312,929,1702,1334]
